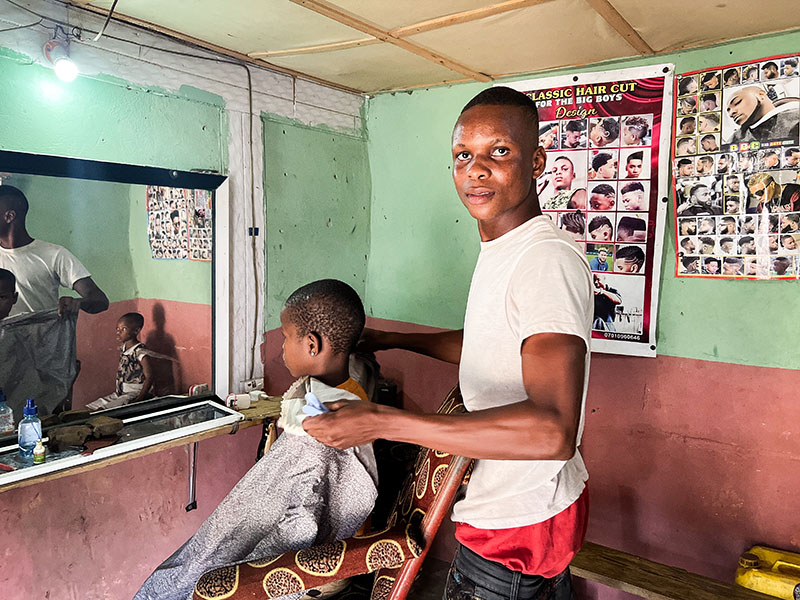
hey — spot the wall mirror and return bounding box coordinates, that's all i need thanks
[0,149,228,438]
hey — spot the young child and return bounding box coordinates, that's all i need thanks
[0,268,18,320]
[85,312,153,411]
[135,279,378,600]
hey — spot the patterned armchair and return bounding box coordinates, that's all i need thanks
[193,386,472,600]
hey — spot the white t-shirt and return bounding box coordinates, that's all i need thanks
[452,215,593,529]
[0,239,91,317]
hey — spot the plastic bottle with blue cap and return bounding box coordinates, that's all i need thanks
[18,398,42,458]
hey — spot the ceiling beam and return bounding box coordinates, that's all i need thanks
[250,0,554,60]
[289,0,492,82]
[583,0,653,54]
[249,37,379,59]
[64,1,364,94]
[391,0,557,37]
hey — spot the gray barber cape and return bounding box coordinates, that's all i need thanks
[134,375,378,600]
[0,309,77,417]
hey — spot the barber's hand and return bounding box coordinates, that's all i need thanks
[58,296,82,317]
[355,328,390,353]
[302,400,383,449]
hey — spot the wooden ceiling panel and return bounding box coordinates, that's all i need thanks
[610,0,800,53]
[407,0,637,77]
[266,42,468,92]
[69,0,800,93]
[82,0,366,54]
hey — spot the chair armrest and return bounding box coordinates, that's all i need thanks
[193,524,422,599]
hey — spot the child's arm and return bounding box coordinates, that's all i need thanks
[135,354,154,403]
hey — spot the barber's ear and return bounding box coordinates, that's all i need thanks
[531,145,547,178]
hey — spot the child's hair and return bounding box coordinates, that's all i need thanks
[121,312,145,330]
[284,279,365,354]
[0,268,15,288]
[616,245,645,269]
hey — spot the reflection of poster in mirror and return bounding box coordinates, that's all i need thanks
[187,189,213,262]
[505,64,673,357]
[146,186,189,260]
[673,55,800,280]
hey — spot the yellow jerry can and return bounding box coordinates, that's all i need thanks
[735,546,800,599]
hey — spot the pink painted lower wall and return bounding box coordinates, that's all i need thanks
[262,316,800,599]
[73,298,212,409]
[2,425,262,599]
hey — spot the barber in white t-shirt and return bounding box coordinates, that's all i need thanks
[0,185,109,318]
[303,87,593,599]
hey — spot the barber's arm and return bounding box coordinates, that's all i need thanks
[303,331,585,461]
[358,327,463,365]
[59,276,110,316]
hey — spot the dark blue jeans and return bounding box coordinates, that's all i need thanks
[443,544,576,600]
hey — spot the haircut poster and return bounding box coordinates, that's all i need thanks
[146,186,213,262]
[672,55,800,279]
[505,64,673,357]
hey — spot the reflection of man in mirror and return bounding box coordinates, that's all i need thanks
[0,185,108,317]
[726,85,800,143]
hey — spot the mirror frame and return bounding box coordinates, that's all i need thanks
[0,148,230,403]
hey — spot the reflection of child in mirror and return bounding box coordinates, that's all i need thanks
[85,312,153,411]
[0,268,18,320]
[135,279,378,600]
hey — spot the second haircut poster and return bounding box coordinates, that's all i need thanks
[673,55,800,279]
[505,64,673,357]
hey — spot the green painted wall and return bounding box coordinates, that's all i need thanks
[365,29,800,370]
[10,174,210,304]
[263,116,371,329]
[0,53,225,173]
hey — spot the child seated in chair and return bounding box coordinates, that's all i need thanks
[134,279,378,600]
[86,312,153,411]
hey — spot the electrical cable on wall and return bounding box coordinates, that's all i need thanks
[90,0,117,41]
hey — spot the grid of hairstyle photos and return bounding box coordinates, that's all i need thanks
[187,189,213,262]
[673,55,800,279]
[537,113,653,335]
[147,186,190,260]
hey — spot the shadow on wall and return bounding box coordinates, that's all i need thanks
[145,302,184,395]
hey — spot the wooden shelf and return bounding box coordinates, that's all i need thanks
[0,397,283,494]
